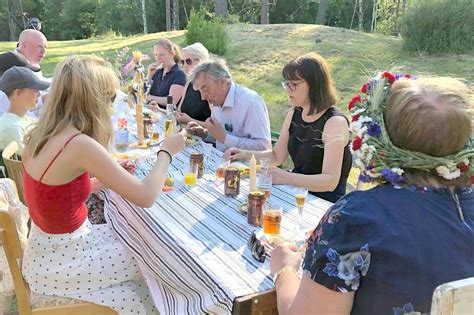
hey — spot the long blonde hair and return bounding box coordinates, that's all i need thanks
[25,55,119,157]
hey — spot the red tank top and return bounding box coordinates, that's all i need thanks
[23,133,91,234]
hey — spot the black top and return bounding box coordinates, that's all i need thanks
[180,84,211,122]
[149,63,187,107]
[288,107,352,200]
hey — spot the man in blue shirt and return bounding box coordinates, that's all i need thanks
[188,59,271,152]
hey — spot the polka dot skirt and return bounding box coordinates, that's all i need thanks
[22,220,158,314]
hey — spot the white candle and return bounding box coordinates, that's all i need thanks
[249,154,257,192]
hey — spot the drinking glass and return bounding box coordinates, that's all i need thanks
[184,162,198,186]
[262,202,282,236]
[215,160,230,181]
[257,173,272,203]
[145,121,154,143]
[259,158,271,174]
[294,187,308,230]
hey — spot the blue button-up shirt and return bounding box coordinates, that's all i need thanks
[209,82,271,152]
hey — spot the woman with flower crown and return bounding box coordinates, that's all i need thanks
[224,54,352,202]
[269,73,474,314]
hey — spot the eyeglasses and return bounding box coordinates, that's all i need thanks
[247,230,266,262]
[281,80,305,92]
[181,58,199,66]
[110,93,117,103]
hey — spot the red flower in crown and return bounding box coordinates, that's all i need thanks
[348,95,362,110]
[352,137,363,151]
[352,114,360,122]
[471,176,474,185]
[360,83,369,93]
[382,71,396,84]
[404,74,412,79]
[457,162,469,173]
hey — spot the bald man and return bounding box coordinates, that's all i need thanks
[17,29,47,68]
[15,29,50,117]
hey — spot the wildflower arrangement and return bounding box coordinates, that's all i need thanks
[349,71,474,185]
[113,47,150,86]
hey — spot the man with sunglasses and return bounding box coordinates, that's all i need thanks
[187,59,271,152]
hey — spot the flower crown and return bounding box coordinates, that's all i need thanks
[349,71,474,186]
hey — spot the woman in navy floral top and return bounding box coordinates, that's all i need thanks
[270,75,474,315]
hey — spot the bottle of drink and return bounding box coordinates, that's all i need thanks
[164,95,176,137]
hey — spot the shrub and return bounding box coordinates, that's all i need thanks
[401,0,473,54]
[185,8,229,56]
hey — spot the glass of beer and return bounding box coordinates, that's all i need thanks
[215,161,229,181]
[294,187,308,230]
[262,202,282,236]
[184,162,198,186]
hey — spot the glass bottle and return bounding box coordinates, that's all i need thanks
[164,95,176,137]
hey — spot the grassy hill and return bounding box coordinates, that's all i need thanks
[1,24,473,131]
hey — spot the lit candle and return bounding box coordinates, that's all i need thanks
[249,154,257,192]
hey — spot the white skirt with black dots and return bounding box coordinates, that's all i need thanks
[22,220,158,314]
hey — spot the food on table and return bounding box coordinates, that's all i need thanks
[165,177,174,187]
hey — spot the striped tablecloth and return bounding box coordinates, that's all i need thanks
[105,109,332,314]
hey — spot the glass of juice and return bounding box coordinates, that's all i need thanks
[215,160,230,181]
[184,162,198,186]
[262,202,282,236]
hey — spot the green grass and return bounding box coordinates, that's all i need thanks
[1,23,472,130]
[1,23,472,186]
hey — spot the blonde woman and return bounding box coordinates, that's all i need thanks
[146,38,186,109]
[176,42,212,125]
[270,74,474,315]
[22,55,186,314]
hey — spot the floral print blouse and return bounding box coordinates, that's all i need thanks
[302,185,474,315]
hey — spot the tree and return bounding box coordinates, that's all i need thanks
[141,0,147,34]
[315,0,328,25]
[172,0,179,30]
[358,0,364,31]
[214,0,228,18]
[261,0,269,24]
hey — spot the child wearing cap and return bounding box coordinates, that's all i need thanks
[0,66,49,154]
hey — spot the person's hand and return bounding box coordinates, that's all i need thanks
[270,243,301,275]
[120,160,136,175]
[176,111,192,124]
[160,129,187,156]
[147,62,159,78]
[187,121,207,139]
[223,147,251,161]
[204,117,226,143]
[147,100,165,114]
[268,166,289,184]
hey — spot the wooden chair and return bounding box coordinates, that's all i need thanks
[233,289,278,315]
[2,141,25,204]
[431,277,474,315]
[0,209,117,315]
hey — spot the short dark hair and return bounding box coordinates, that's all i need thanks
[282,54,337,115]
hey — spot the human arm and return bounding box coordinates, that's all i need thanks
[270,244,354,315]
[89,160,136,193]
[146,84,185,107]
[74,131,186,207]
[223,108,294,165]
[269,115,349,190]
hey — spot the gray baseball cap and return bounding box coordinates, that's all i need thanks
[0,66,50,96]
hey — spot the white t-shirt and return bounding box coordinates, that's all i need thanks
[0,91,9,116]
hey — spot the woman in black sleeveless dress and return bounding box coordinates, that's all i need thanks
[225,54,351,203]
[175,43,211,125]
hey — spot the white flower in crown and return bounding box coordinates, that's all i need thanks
[436,165,461,180]
[391,168,404,176]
